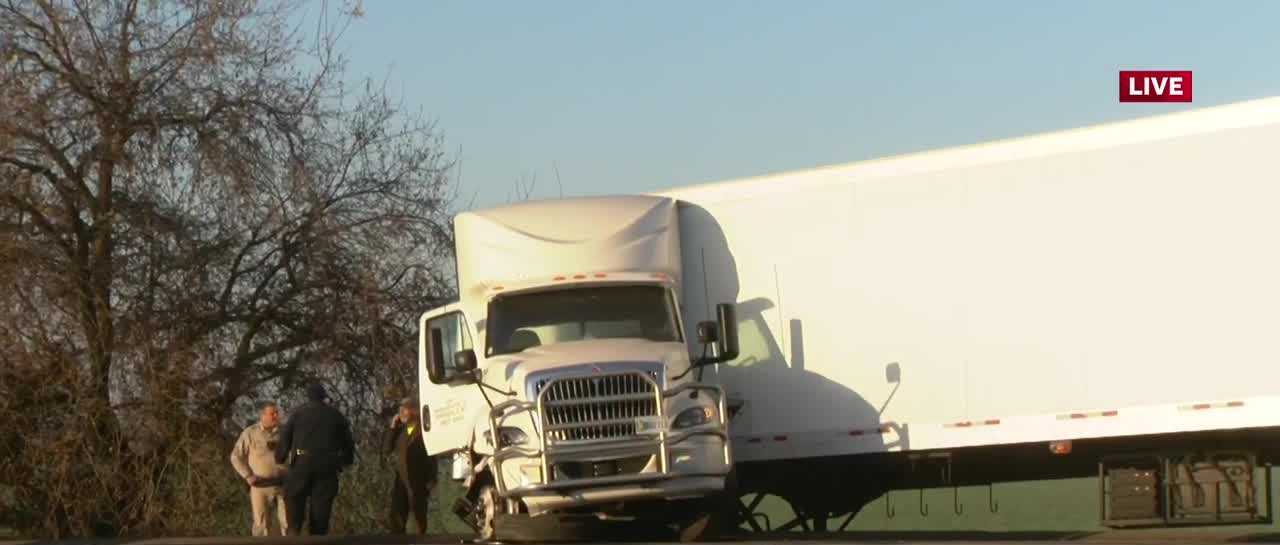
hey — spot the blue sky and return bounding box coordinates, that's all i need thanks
[335,1,1280,210]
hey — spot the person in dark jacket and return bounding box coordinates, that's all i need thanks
[274,383,355,536]
[384,397,437,534]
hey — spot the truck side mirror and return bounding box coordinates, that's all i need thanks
[454,349,478,374]
[458,347,481,383]
[694,303,739,367]
[696,321,719,344]
[886,362,901,384]
[715,303,739,362]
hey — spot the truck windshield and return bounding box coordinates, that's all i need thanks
[486,285,680,356]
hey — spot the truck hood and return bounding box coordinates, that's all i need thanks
[483,338,689,397]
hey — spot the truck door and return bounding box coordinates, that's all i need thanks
[418,303,481,456]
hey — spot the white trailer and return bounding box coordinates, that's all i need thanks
[666,95,1280,460]
[420,96,1280,538]
[661,95,1280,531]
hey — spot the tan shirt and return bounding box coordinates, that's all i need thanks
[230,423,288,480]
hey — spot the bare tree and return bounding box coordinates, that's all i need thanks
[0,0,457,537]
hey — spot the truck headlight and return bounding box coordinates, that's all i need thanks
[485,427,529,447]
[673,406,716,429]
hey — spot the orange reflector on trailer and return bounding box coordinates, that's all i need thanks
[1050,440,1073,455]
[1179,400,1246,411]
[851,424,895,436]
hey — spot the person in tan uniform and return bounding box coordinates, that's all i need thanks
[230,401,290,536]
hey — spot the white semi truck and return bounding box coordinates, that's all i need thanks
[417,196,741,540]
[420,96,1280,539]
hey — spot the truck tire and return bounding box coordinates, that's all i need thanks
[473,483,504,541]
[676,470,740,542]
[478,486,595,542]
[676,498,740,542]
[677,513,714,543]
[493,512,605,543]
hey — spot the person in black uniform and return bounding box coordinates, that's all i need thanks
[274,383,356,536]
[384,397,437,534]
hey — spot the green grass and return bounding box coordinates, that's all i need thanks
[1,484,15,537]
[427,479,471,535]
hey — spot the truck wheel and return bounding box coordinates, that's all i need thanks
[677,497,741,542]
[677,513,714,543]
[474,483,503,541]
[494,512,602,543]
[676,470,740,542]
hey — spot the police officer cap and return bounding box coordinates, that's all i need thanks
[306,383,329,401]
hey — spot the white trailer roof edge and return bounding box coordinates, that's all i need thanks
[655,95,1280,203]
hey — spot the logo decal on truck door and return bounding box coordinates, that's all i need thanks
[434,398,465,426]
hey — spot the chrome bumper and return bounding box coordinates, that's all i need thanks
[487,375,731,497]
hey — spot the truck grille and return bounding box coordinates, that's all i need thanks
[536,372,660,443]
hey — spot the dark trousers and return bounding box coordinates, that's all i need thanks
[388,477,430,534]
[284,469,340,536]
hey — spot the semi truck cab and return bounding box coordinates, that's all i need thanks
[416,197,739,540]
